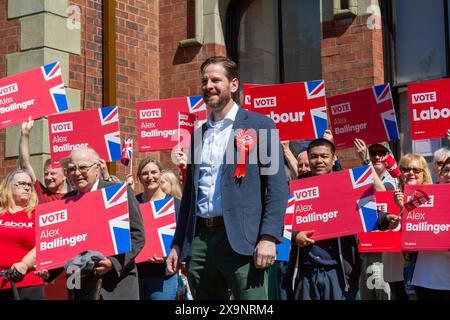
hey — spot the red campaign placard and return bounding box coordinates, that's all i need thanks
[327,84,400,150]
[290,166,377,241]
[357,191,402,253]
[137,96,207,151]
[178,112,197,149]
[48,106,121,166]
[249,81,328,141]
[35,184,131,271]
[407,78,450,140]
[0,61,68,129]
[402,184,450,251]
[242,84,265,109]
[135,197,176,263]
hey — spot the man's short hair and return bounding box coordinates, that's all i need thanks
[69,147,100,163]
[200,56,239,82]
[307,138,336,155]
[434,147,450,162]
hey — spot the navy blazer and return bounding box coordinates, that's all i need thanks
[173,106,289,259]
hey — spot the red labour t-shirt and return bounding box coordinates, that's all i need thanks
[0,209,44,289]
[34,181,65,204]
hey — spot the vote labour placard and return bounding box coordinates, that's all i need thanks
[357,191,402,253]
[0,61,68,129]
[248,81,328,141]
[407,78,450,140]
[135,197,176,263]
[48,106,121,165]
[290,166,377,241]
[402,184,450,251]
[137,95,207,151]
[327,84,399,150]
[35,183,131,271]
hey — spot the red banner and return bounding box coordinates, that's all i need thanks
[35,184,131,271]
[357,191,402,253]
[290,166,376,241]
[402,184,450,251]
[135,197,176,263]
[248,81,328,141]
[407,78,450,140]
[137,96,207,151]
[327,84,399,149]
[0,62,68,129]
[48,106,121,166]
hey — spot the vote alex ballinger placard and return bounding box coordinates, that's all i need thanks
[290,166,378,241]
[408,78,450,140]
[48,106,121,166]
[0,61,68,129]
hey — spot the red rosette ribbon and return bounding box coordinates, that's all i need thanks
[234,129,257,179]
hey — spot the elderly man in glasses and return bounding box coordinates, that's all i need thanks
[432,148,450,183]
[39,147,145,300]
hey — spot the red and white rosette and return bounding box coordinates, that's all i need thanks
[234,129,257,179]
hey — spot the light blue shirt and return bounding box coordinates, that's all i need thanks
[196,103,239,218]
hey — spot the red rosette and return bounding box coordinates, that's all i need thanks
[234,129,257,179]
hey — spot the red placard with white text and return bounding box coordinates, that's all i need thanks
[327,84,399,149]
[248,81,328,141]
[178,112,197,149]
[357,191,402,253]
[137,96,207,151]
[290,166,377,241]
[135,197,176,263]
[242,84,265,109]
[48,107,121,165]
[35,183,131,271]
[407,78,450,140]
[0,61,68,129]
[402,184,450,251]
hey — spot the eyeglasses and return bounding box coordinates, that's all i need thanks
[66,163,97,175]
[400,167,424,174]
[14,181,33,189]
[369,150,388,157]
[435,161,445,167]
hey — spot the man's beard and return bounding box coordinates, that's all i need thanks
[203,93,231,111]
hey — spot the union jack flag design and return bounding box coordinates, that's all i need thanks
[276,195,295,261]
[310,106,328,138]
[305,80,325,100]
[121,138,133,166]
[102,183,128,209]
[104,184,131,254]
[380,109,400,141]
[357,195,378,232]
[41,62,68,113]
[150,197,176,257]
[373,84,392,105]
[350,165,374,190]
[104,131,121,162]
[187,95,206,114]
[99,106,119,126]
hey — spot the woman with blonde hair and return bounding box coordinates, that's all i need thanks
[392,153,437,300]
[0,170,44,300]
[160,170,182,200]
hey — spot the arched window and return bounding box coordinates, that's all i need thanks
[226,0,322,87]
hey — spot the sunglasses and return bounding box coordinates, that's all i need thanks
[400,167,424,174]
[435,161,445,167]
[369,150,388,157]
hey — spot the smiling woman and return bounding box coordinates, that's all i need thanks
[0,170,44,300]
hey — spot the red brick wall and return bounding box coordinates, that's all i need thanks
[0,0,21,178]
[321,14,385,168]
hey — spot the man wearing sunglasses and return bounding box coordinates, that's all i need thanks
[39,147,145,300]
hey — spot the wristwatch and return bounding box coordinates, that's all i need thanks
[104,176,113,182]
[362,159,371,165]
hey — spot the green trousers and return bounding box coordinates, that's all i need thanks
[187,225,268,300]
